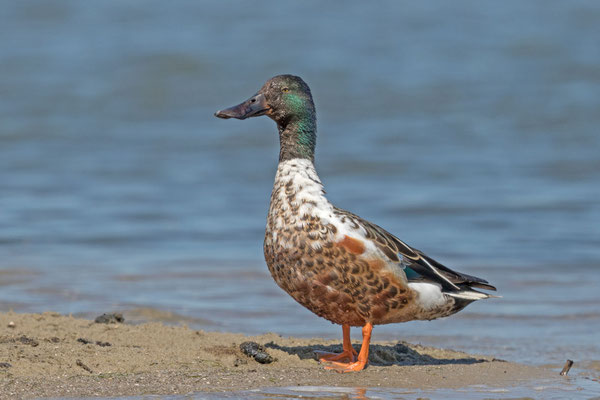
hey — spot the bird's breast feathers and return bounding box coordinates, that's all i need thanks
[265,159,407,280]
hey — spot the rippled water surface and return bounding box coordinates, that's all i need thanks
[1,1,600,398]
[161,382,600,400]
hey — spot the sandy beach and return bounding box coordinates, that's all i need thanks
[0,311,555,398]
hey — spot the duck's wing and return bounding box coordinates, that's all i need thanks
[333,207,496,293]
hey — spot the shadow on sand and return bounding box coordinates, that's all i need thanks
[265,341,487,367]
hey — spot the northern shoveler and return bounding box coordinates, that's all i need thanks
[215,75,496,372]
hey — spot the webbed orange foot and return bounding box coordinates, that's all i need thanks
[316,348,358,363]
[322,322,372,373]
[324,359,368,373]
[315,324,358,363]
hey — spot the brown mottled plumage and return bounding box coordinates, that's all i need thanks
[263,162,416,327]
[215,75,496,372]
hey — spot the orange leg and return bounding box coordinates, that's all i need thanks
[324,322,372,373]
[316,325,358,363]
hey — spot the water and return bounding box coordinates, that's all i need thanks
[1,1,600,398]
[126,382,600,400]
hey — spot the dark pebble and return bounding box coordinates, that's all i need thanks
[77,338,111,347]
[18,336,39,347]
[0,363,11,368]
[94,313,124,324]
[239,341,274,364]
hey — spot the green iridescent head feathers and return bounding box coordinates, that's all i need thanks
[258,75,317,162]
[214,75,317,162]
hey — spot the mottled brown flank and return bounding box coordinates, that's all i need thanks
[337,235,365,255]
[264,175,414,327]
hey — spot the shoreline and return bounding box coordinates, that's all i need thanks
[0,311,554,398]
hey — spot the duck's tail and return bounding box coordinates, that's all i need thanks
[445,287,501,301]
[441,285,500,315]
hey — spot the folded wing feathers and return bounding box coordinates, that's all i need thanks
[370,224,496,294]
[339,208,497,296]
[411,255,462,291]
[416,252,497,292]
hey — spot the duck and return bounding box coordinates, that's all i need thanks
[215,75,496,372]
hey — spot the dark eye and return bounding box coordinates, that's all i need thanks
[282,87,290,93]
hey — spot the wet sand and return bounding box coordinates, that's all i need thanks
[0,312,554,398]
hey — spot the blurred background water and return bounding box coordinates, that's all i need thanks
[1,0,599,391]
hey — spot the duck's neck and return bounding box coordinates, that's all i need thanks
[270,158,329,221]
[277,114,316,162]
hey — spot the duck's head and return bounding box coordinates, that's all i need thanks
[215,75,317,161]
[215,74,315,126]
